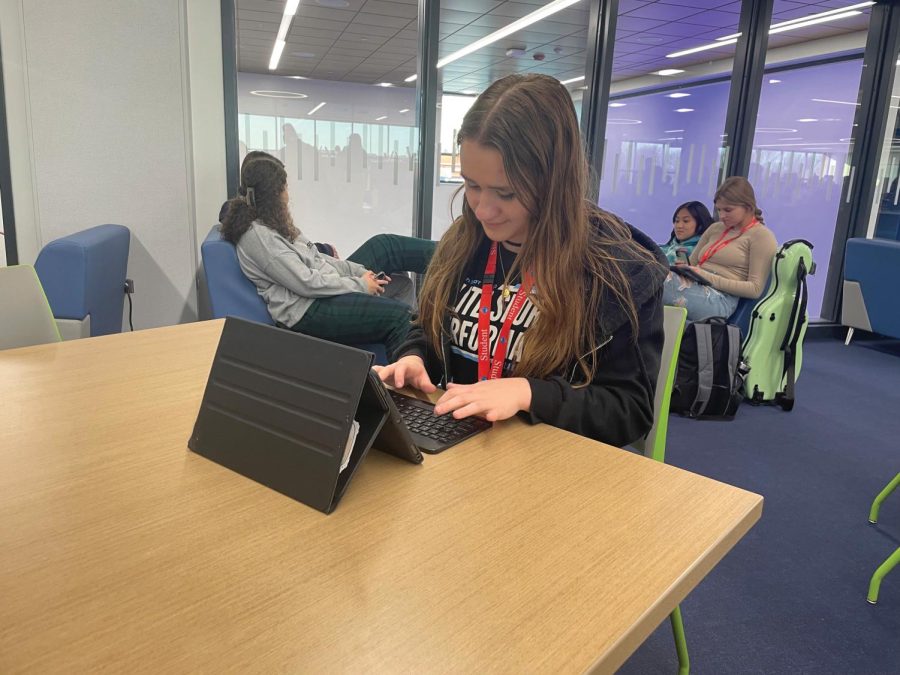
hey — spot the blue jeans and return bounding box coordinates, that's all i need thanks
[662,271,739,321]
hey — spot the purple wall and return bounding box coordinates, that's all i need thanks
[599,58,864,318]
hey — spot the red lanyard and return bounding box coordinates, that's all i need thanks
[477,242,535,381]
[698,219,758,267]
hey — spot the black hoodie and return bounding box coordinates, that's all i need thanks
[396,216,668,448]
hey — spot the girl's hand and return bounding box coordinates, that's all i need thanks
[689,266,712,280]
[373,355,437,393]
[362,270,389,295]
[433,378,532,423]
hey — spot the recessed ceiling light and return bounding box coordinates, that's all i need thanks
[664,129,684,133]
[399,108,410,113]
[769,79,781,84]
[292,52,316,58]
[436,0,582,69]
[461,90,478,95]
[308,102,326,115]
[404,74,417,82]
[675,108,694,113]
[285,75,307,79]
[667,92,690,98]
[251,90,308,99]
[656,69,685,76]
[375,115,388,121]
[376,82,393,87]
[607,118,643,125]
[797,118,819,122]
[560,75,585,85]
[609,102,626,107]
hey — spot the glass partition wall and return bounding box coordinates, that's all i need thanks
[748,0,871,317]
[235,0,420,257]
[596,0,742,242]
[868,48,900,241]
[225,0,888,325]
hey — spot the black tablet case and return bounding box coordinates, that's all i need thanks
[188,317,417,514]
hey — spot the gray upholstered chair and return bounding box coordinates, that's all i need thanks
[0,265,62,350]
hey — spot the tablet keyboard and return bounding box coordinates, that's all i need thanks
[388,390,491,445]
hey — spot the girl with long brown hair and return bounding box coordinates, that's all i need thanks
[220,154,435,358]
[663,176,777,321]
[375,73,668,447]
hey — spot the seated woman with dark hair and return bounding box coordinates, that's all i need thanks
[220,156,436,359]
[218,151,337,257]
[663,177,777,321]
[659,200,713,265]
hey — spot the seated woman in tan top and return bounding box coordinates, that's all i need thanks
[663,176,777,321]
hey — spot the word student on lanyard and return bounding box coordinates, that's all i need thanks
[477,242,535,382]
[697,218,758,268]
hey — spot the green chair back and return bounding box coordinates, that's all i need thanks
[632,305,687,463]
[0,265,62,350]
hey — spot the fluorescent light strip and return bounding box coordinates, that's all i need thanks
[717,1,873,40]
[375,115,388,121]
[436,0,582,69]
[276,14,292,42]
[667,37,738,59]
[307,102,326,115]
[561,75,585,85]
[811,98,859,106]
[769,10,861,34]
[405,74,417,82]
[269,0,303,71]
[269,40,286,70]
[755,142,851,147]
[669,2,870,60]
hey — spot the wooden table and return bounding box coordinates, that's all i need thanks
[0,320,762,673]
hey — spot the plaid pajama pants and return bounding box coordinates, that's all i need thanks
[290,233,436,360]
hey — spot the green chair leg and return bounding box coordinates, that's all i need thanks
[869,473,900,524]
[868,546,900,605]
[669,605,689,675]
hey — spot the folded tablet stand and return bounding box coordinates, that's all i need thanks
[189,317,411,513]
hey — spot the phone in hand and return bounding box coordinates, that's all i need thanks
[675,248,690,266]
[374,271,388,280]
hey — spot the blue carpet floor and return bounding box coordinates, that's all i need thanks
[618,336,900,675]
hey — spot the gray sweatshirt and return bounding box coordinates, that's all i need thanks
[236,221,369,327]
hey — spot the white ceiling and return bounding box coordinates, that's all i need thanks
[236,0,871,92]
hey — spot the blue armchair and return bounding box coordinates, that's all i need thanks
[842,238,900,343]
[34,224,130,339]
[200,225,388,365]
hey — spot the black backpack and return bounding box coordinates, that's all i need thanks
[670,318,748,420]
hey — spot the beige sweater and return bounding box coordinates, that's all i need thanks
[689,221,778,298]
